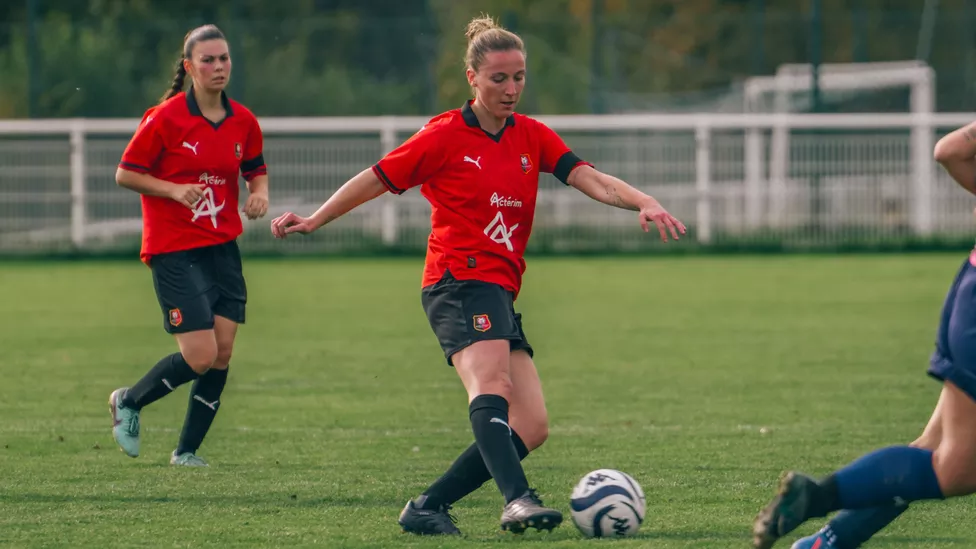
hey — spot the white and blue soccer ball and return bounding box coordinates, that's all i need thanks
[569,468,646,538]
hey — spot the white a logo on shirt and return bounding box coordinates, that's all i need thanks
[182,141,199,155]
[191,187,225,229]
[484,211,518,252]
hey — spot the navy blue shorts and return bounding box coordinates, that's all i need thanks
[928,253,976,401]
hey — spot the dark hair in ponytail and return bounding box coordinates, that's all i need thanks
[159,24,227,103]
[159,57,188,103]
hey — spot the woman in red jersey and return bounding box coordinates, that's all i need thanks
[108,25,269,467]
[272,14,684,535]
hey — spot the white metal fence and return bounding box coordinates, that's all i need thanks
[1,112,974,255]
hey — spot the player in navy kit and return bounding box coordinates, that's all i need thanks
[753,120,976,549]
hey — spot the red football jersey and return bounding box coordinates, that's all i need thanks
[372,100,591,297]
[119,89,267,264]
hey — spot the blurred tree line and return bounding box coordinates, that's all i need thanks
[1,0,974,118]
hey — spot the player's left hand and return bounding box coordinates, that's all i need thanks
[638,199,686,242]
[243,191,269,220]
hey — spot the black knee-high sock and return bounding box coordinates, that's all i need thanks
[176,367,228,455]
[122,353,199,410]
[418,430,530,509]
[468,394,530,504]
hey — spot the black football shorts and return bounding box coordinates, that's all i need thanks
[149,240,247,334]
[421,269,532,366]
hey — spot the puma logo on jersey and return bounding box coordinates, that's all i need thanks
[182,141,199,155]
[463,155,482,169]
[484,211,519,252]
[191,187,226,229]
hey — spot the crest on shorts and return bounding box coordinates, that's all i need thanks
[473,314,491,332]
[169,308,183,327]
[520,154,532,174]
[234,143,242,159]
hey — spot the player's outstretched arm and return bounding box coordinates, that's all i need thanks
[566,165,687,242]
[934,122,976,195]
[270,167,387,238]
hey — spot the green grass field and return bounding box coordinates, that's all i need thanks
[2,254,975,548]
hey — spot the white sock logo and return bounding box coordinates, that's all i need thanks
[490,417,512,435]
[193,395,219,410]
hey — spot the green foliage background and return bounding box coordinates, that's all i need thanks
[2,0,975,118]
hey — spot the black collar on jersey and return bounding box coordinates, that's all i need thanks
[185,86,234,130]
[462,99,515,143]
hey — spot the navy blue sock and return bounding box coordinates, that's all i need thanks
[823,446,944,511]
[821,504,908,549]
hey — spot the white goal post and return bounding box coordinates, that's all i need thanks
[744,61,937,231]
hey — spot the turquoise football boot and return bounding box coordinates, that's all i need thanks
[170,450,209,467]
[109,388,140,458]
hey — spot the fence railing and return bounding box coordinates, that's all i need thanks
[1,112,974,255]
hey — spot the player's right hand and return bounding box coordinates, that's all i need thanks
[271,212,316,238]
[169,183,207,209]
[637,198,686,243]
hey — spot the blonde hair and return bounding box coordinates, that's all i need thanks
[464,14,525,72]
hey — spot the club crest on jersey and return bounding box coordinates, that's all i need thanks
[520,153,532,174]
[169,308,183,327]
[473,314,491,332]
[234,143,242,159]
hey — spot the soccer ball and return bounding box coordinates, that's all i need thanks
[569,469,646,538]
